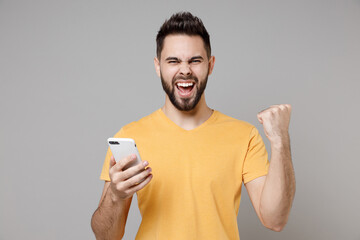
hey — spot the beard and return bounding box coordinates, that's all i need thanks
[160,71,208,112]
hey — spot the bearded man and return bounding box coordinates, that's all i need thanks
[91,11,295,240]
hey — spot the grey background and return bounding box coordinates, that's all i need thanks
[1,0,359,239]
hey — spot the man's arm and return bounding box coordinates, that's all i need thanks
[245,104,295,232]
[91,155,153,239]
[91,181,133,239]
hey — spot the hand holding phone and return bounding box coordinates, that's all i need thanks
[108,138,142,170]
[107,138,153,200]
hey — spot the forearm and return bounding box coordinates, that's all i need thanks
[91,187,131,240]
[259,135,296,231]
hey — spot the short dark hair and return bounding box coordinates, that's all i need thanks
[156,12,211,60]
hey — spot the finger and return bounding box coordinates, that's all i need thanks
[271,106,280,114]
[110,155,116,168]
[114,154,137,172]
[109,155,117,177]
[285,104,292,112]
[279,104,286,111]
[123,167,152,189]
[257,113,263,124]
[258,107,268,114]
[129,167,152,187]
[121,161,149,181]
[127,173,153,194]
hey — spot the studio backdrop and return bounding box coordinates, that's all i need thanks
[0,0,359,239]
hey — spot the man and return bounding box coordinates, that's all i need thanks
[91,12,295,240]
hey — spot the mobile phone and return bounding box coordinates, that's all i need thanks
[107,138,142,170]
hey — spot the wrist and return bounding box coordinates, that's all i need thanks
[270,133,290,150]
[108,184,126,204]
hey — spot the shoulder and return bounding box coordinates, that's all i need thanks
[113,109,161,137]
[214,110,256,133]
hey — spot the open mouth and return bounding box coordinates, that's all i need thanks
[175,81,195,97]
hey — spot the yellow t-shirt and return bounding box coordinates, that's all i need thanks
[100,108,269,240]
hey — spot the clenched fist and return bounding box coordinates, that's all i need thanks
[257,104,292,143]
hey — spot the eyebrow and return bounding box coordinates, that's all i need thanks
[165,56,204,61]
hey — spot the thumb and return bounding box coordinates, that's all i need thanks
[109,155,116,168]
[257,113,263,124]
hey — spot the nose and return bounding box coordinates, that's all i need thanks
[179,62,192,76]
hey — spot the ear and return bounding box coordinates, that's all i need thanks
[208,56,215,76]
[154,57,161,78]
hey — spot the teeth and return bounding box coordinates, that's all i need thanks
[177,82,194,87]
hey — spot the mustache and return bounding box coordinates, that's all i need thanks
[172,75,199,84]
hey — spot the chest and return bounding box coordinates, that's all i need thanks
[135,133,247,197]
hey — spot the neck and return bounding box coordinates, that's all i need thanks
[161,94,213,131]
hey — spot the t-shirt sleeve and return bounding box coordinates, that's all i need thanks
[242,127,270,184]
[99,127,126,181]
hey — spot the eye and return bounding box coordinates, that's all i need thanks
[190,60,201,63]
[168,61,178,64]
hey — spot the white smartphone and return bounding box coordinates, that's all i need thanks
[107,138,142,170]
